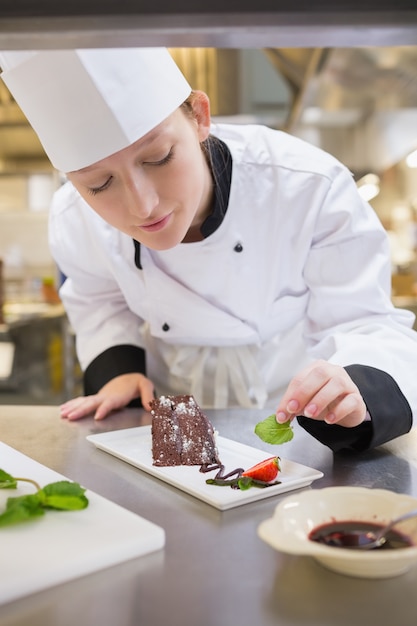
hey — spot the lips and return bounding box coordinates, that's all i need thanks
[140,213,171,233]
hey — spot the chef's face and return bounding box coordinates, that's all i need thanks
[67,91,213,250]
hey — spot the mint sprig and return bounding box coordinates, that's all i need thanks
[0,469,18,489]
[0,494,45,526]
[0,469,89,527]
[40,481,89,510]
[205,476,280,490]
[254,414,294,445]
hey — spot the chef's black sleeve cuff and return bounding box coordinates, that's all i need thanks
[297,364,412,453]
[83,344,147,407]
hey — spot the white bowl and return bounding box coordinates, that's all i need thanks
[258,486,417,578]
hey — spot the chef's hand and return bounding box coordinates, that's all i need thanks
[59,373,155,421]
[275,360,367,428]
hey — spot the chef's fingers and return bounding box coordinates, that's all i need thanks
[275,360,366,427]
[93,373,155,420]
[297,371,361,420]
[60,396,102,420]
[275,359,328,422]
[132,374,155,412]
[93,397,123,420]
[60,373,155,421]
[319,391,367,427]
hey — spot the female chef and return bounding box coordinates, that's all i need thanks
[1,47,416,452]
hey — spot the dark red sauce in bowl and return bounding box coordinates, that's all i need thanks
[309,521,414,550]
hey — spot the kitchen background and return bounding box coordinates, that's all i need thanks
[0,46,417,404]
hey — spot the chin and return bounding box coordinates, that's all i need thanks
[145,233,185,251]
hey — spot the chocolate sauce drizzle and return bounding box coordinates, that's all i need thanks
[200,461,281,490]
[200,462,244,480]
[200,462,245,489]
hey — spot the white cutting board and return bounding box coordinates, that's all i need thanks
[0,441,165,605]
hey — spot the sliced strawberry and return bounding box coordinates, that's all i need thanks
[241,456,280,483]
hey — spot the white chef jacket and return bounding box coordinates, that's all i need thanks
[49,123,417,426]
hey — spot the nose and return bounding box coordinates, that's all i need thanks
[124,172,159,219]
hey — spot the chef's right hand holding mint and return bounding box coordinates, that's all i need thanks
[275,359,367,429]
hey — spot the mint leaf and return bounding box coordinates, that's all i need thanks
[236,476,253,491]
[0,469,17,489]
[254,414,294,445]
[206,478,239,487]
[206,475,281,490]
[237,476,280,490]
[0,471,89,527]
[40,481,89,510]
[0,494,45,527]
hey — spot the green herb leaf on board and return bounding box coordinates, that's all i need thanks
[0,494,45,527]
[40,481,89,510]
[0,469,18,489]
[0,469,89,527]
[254,414,294,445]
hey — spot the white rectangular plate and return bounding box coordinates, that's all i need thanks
[0,441,165,605]
[87,426,323,511]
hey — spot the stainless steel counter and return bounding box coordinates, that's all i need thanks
[0,405,417,626]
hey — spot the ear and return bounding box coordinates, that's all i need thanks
[191,90,211,142]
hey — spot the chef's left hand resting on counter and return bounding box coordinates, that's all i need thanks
[1,47,414,453]
[60,373,155,421]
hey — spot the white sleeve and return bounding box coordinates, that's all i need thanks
[303,166,417,421]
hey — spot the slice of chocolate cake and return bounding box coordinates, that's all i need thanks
[150,394,221,467]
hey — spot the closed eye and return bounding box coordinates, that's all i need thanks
[87,176,113,196]
[144,147,174,166]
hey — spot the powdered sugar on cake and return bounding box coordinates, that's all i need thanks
[150,394,221,467]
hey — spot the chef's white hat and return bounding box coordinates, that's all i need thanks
[0,48,191,172]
